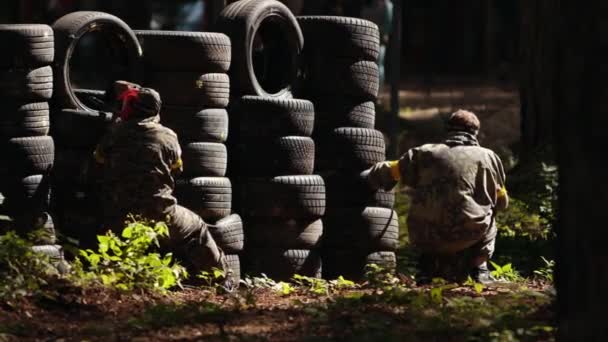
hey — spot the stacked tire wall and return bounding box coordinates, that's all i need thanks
[217,0,325,280]
[49,12,140,248]
[136,30,243,281]
[0,24,63,264]
[296,16,399,279]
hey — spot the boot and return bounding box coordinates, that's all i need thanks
[470,262,497,285]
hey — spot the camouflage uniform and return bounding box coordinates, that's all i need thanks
[368,110,508,280]
[397,131,506,260]
[94,85,226,273]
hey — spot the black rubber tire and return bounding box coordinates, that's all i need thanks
[51,109,113,148]
[234,136,315,176]
[31,244,65,263]
[225,254,241,283]
[324,173,395,209]
[210,214,244,253]
[52,11,142,111]
[175,177,232,221]
[300,59,379,100]
[246,218,322,249]
[0,102,50,139]
[1,174,51,214]
[161,107,228,143]
[136,30,231,73]
[321,249,396,280]
[182,142,228,177]
[366,251,397,271]
[313,99,376,132]
[2,136,54,175]
[316,127,386,172]
[241,175,325,219]
[244,249,322,280]
[297,16,380,61]
[0,24,54,68]
[0,66,53,101]
[315,127,386,174]
[232,96,314,138]
[52,147,94,187]
[216,0,303,98]
[145,72,230,108]
[323,207,399,251]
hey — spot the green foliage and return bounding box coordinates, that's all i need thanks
[0,231,58,300]
[496,198,552,240]
[533,257,555,283]
[72,219,188,292]
[292,274,329,296]
[198,268,226,287]
[489,261,523,282]
[364,263,401,290]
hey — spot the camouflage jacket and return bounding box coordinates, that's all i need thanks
[399,132,507,245]
[94,115,183,221]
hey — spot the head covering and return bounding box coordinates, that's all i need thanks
[446,109,480,135]
[110,80,161,121]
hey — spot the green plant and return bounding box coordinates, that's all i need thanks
[73,218,188,292]
[292,274,329,296]
[364,264,400,289]
[533,257,555,283]
[489,261,523,282]
[0,231,58,301]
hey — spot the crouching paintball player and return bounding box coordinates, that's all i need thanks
[366,110,509,284]
[93,81,227,274]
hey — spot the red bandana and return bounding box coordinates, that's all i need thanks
[117,87,140,121]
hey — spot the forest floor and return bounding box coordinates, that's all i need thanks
[0,268,555,341]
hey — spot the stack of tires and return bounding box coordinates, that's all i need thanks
[0,24,62,263]
[136,30,243,281]
[217,0,325,280]
[49,12,141,248]
[296,17,399,279]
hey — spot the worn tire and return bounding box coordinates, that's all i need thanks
[297,16,380,61]
[300,59,379,100]
[234,136,315,176]
[0,66,53,101]
[241,175,325,219]
[175,177,232,221]
[1,174,51,214]
[51,109,113,148]
[246,218,322,249]
[161,107,228,143]
[182,142,227,177]
[216,0,303,98]
[136,30,231,73]
[323,207,399,251]
[313,99,375,132]
[324,173,395,209]
[322,249,396,280]
[316,127,386,171]
[0,102,50,138]
[232,96,314,138]
[245,249,322,280]
[225,254,241,283]
[52,11,142,111]
[146,72,230,107]
[210,214,244,253]
[0,24,54,68]
[2,136,54,175]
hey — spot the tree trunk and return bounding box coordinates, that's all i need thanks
[548,1,608,340]
[518,1,559,160]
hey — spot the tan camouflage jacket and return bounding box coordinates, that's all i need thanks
[398,132,507,247]
[94,115,183,221]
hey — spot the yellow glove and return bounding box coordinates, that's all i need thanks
[367,160,400,191]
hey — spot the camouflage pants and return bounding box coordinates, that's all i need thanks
[410,222,497,278]
[162,205,227,273]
